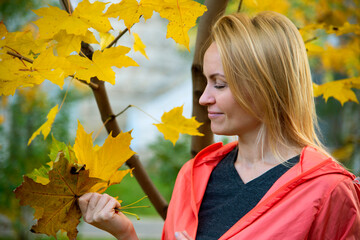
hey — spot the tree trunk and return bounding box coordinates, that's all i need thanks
[191,0,229,157]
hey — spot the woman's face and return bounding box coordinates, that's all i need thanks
[200,42,261,137]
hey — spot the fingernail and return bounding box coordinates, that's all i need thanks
[175,232,180,238]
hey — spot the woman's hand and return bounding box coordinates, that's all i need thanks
[78,192,138,240]
[175,231,193,240]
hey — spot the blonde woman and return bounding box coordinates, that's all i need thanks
[79,12,360,240]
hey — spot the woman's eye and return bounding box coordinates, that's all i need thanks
[214,85,226,89]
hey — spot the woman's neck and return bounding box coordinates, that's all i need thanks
[235,135,302,166]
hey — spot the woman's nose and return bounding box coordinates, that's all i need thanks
[199,86,215,106]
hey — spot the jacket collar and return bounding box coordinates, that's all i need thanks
[219,145,355,239]
[192,141,237,167]
[189,142,355,239]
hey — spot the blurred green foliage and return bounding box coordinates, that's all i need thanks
[0,85,85,239]
[0,0,59,31]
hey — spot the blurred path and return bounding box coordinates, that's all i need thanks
[79,216,164,239]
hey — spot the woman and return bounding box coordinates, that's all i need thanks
[79,11,360,239]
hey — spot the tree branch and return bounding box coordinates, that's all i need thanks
[106,28,129,49]
[191,0,229,157]
[58,0,169,217]
[7,51,33,63]
[237,0,243,12]
[59,0,73,14]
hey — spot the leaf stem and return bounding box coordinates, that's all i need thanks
[92,116,112,142]
[114,196,150,220]
[59,78,72,111]
[95,104,160,139]
[121,211,140,220]
[130,105,160,123]
[120,205,150,210]
[121,195,148,208]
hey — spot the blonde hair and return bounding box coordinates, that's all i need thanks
[211,11,327,159]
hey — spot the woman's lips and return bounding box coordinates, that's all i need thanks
[208,111,223,119]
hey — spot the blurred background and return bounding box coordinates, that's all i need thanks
[0,0,359,239]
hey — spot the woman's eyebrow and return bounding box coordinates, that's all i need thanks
[209,73,225,79]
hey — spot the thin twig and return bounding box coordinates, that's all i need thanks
[105,14,142,50]
[92,104,132,141]
[105,28,129,50]
[113,104,160,122]
[92,104,160,141]
[6,50,33,65]
[114,104,132,118]
[304,36,318,44]
[237,0,243,12]
[59,78,73,111]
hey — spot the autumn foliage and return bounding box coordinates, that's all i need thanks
[1,0,359,238]
[2,0,207,238]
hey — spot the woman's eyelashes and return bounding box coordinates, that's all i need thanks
[214,84,226,89]
[214,80,227,89]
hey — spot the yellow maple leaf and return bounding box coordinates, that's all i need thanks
[133,33,149,59]
[332,143,354,161]
[320,44,357,73]
[1,45,75,96]
[305,42,324,56]
[154,105,203,145]
[99,32,115,50]
[313,77,360,105]
[0,21,8,48]
[0,58,38,96]
[14,153,102,239]
[299,23,326,41]
[31,47,72,88]
[54,30,97,56]
[157,0,207,51]
[105,0,159,30]
[105,0,143,30]
[243,0,290,15]
[327,22,360,36]
[73,121,135,192]
[28,104,59,145]
[68,46,138,84]
[1,29,48,59]
[33,0,111,39]
[1,47,72,93]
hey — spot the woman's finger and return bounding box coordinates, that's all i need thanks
[103,196,121,212]
[93,193,111,216]
[88,192,101,211]
[78,192,94,215]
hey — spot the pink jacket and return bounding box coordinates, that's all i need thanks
[162,142,360,239]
